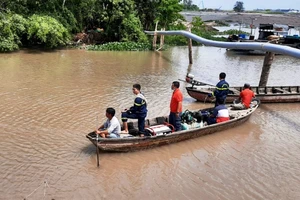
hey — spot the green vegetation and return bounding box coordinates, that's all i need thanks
[165,16,227,46]
[87,42,151,51]
[27,15,70,48]
[0,0,187,52]
[0,0,224,52]
[0,13,27,52]
[220,29,248,35]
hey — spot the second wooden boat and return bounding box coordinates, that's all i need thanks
[184,74,300,103]
[186,85,300,103]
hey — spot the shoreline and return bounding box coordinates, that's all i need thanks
[181,11,300,28]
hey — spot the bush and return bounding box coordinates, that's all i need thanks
[120,14,148,43]
[0,13,27,52]
[220,29,248,35]
[27,15,70,48]
[87,42,151,51]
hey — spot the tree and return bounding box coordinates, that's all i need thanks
[0,13,27,52]
[134,0,161,31]
[233,1,244,12]
[156,0,184,29]
[182,0,199,11]
[27,15,70,48]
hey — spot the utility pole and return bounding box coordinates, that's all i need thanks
[250,18,257,36]
[200,0,204,10]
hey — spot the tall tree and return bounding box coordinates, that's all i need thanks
[233,1,244,12]
[156,0,183,29]
[134,0,161,31]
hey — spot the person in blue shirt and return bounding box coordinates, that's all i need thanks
[207,98,230,125]
[208,72,229,107]
[121,84,148,135]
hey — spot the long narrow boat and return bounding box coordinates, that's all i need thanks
[186,85,300,103]
[86,99,260,152]
[184,74,300,103]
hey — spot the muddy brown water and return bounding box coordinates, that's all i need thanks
[0,47,300,200]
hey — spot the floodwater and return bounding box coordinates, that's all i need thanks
[0,47,300,200]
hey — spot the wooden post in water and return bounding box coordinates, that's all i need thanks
[152,22,158,51]
[187,25,193,64]
[156,28,165,51]
[259,52,275,87]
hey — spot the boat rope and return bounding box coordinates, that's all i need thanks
[204,95,215,104]
[24,179,50,200]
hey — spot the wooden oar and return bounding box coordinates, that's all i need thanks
[178,78,213,86]
[96,116,100,167]
[180,78,241,95]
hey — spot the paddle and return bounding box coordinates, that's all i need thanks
[178,78,213,86]
[96,116,100,167]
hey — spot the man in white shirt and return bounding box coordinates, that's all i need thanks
[96,107,121,138]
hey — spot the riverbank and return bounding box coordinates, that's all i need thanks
[181,11,300,28]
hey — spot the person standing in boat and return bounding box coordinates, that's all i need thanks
[207,98,230,125]
[96,107,121,138]
[232,83,255,110]
[169,81,183,131]
[121,84,148,135]
[208,72,229,107]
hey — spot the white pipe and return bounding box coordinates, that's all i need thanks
[145,30,300,59]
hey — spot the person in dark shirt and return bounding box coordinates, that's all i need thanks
[207,98,230,125]
[208,72,229,107]
[121,84,147,135]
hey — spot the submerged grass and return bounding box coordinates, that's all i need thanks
[87,42,152,51]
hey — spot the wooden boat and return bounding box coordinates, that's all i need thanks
[184,73,300,103]
[86,99,260,152]
[186,85,300,103]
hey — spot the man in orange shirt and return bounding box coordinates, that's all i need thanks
[232,83,255,110]
[169,81,183,131]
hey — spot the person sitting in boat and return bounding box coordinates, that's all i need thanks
[207,98,230,125]
[208,72,229,107]
[121,84,148,135]
[232,83,256,110]
[96,107,121,138]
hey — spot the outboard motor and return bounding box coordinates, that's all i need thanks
[185,73,195,83]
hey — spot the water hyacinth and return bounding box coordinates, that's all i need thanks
[87,42,152,51]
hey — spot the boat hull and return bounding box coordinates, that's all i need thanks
[186,86,300,103]
[86,104,259,152]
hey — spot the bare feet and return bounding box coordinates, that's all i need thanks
[120,130,129,134]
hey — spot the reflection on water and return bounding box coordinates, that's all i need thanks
[0,47,300,199]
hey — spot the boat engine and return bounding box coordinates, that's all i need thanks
[185,73,194,83]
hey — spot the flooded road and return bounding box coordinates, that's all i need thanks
[0,47,300,200]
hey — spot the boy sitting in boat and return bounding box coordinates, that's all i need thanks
[207,98,230,125]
